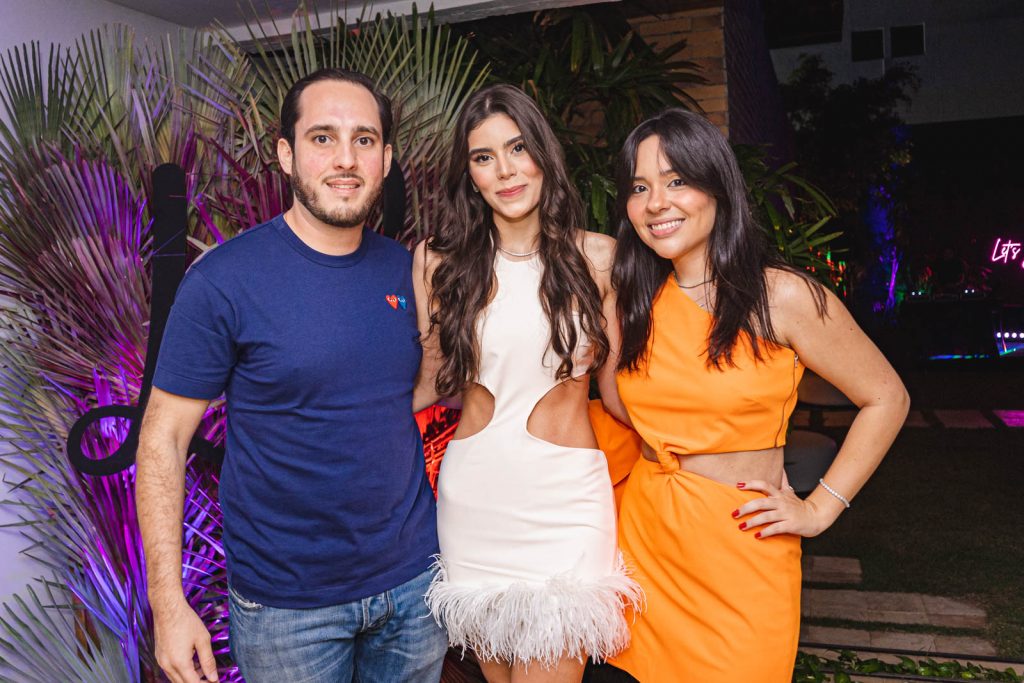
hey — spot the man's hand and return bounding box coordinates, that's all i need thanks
[153,599,219,683]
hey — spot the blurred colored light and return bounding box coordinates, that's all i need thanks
[994,410,1024,428]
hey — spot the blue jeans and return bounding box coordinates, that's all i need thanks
[228,568,447,683]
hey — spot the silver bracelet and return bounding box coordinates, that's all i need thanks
[818,478,851,509]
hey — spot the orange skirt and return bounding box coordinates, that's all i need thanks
[610,457,802,683]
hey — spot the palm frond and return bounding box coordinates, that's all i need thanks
[736,143,844,284]
[0,149,150,395]
[0,580,132,683]
[203,3,486,242]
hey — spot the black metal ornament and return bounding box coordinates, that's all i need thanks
[67,164,224,475]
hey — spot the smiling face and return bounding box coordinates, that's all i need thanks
[466,113,544,231]
[277,79,392,230]
[626,135,717,273]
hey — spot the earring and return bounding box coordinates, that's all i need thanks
[471,184,480,194]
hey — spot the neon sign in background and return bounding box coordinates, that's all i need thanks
[991,238,1024,268]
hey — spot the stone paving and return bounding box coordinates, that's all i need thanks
[802,555,862,585]
[802,589,988,629]
[799,556,998,657]
[933,409,999,429]
[792,408,1024,429]
[801,625,997,655]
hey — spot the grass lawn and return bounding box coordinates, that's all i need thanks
[804,419,1024,657]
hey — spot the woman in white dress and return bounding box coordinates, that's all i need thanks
[413,84,641,683]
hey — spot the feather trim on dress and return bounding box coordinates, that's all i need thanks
[425,553,644,668]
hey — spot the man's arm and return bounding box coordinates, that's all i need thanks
[136,387,218,683]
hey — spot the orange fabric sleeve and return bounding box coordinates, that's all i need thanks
[588,399,642,511]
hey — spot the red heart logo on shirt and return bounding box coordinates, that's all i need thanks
[386,295,399,309]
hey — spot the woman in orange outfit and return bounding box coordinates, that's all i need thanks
[606,109,910,682]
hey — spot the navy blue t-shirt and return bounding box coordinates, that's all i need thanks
[153,215,438,608]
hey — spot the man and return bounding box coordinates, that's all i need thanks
[137,68,446,683]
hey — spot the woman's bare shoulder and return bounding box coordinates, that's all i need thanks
[577,229,616,271]
[767,267,830,312]
[765,268,840,349]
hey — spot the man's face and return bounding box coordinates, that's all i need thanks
[278,80,393,229]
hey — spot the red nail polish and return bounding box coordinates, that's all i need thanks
[731,509,740,518]
[755,532,762,539]
[737,482,746,489]
[739,522,747,530]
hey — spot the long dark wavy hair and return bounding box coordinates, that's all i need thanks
[614,108,825,371]
[428,84,608,396]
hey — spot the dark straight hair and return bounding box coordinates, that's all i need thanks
[427,84,609,396]
[613,108,825,371]
[279,68,394,148]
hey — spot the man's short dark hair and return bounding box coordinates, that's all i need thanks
[279,68,394,148]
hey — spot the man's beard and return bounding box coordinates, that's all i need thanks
[289,170,383,229]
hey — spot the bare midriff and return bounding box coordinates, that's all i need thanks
[454,376,598,449]
[641,441,784,488]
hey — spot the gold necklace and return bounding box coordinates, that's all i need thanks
[496,243,540,258]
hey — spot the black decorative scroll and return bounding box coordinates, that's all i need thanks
[67,164,224,475]
[381,156,407,239]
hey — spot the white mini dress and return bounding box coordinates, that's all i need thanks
[425,252,641,667]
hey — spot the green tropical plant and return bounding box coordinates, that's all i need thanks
[736,144,844,290]
[792,649,1023,682]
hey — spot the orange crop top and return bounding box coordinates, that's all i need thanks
[616,276,803,457]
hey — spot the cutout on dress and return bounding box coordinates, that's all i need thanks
[526,377,596,449]
[670,446,786,488]
[449,382,494,441]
